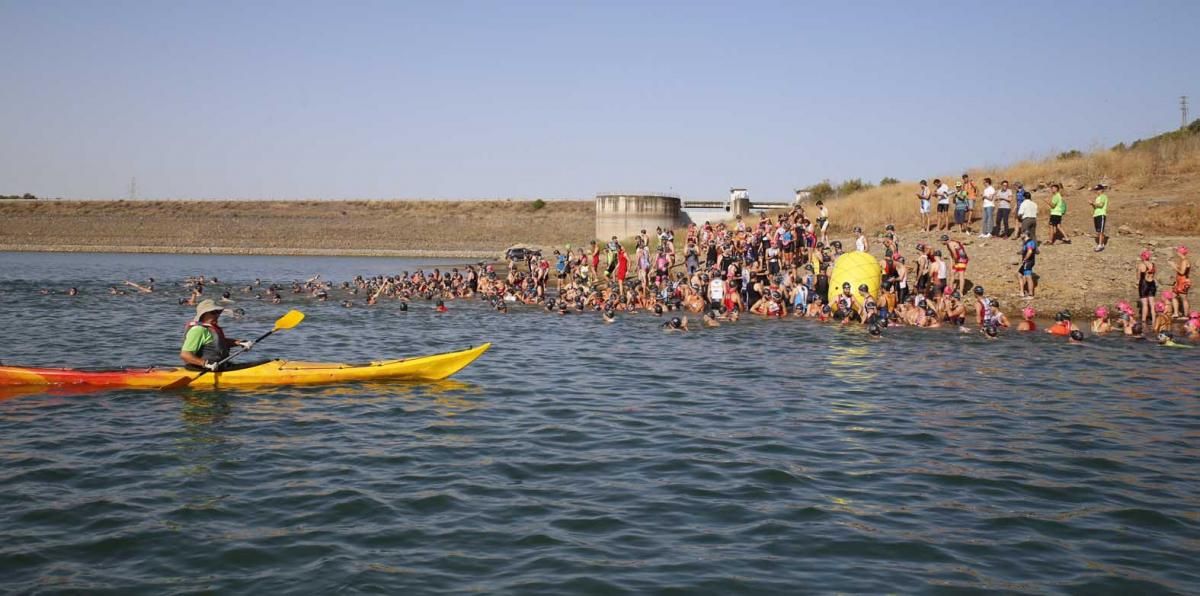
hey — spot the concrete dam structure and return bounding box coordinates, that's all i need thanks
[595,193,682,241]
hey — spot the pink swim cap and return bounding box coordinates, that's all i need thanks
[1191,311,1200,319]
[1179,246,1190,256]
[1163,290,1175,300]
[1155,301,1167,313]
[1140,250,1152,260]
[1022,306,1036,319]
[1117,300,1134,315]
[1095,306,1108,318]
[943,286,954,295]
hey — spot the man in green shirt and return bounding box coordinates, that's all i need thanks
[1046,183,1069,245]
[180,299,253,371]
[1091,184,1109,252]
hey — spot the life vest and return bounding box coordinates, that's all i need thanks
[1048,321,1071,336]
[184,321,229,362]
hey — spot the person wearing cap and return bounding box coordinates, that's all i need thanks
[952,181,970,233]
[1091,184,1109,251]
[180,299,253,371]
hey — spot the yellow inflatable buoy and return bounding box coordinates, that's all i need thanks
[827,251,882,313]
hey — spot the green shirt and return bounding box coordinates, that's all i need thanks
[1092,193,1108,216]
[1050,193,1066,216]
[181,325,216,354]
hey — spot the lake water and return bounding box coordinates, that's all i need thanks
[1,252,1198,594]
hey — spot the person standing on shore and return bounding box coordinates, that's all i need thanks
[995,180,1013,238]
[1091,184,1109,252]
[953,182,970,234]
[935,179,950,231]
[963,174,979,227]
[1019,234,1038,298]
[1046,184,1069,245]
[980,177,996,238]
[1137,249,1158,327]
[917,180,931,231]
[1171,246,1191,317]
[943,235,969,295]
[816,201,830,245]
[1017,184,1038,241]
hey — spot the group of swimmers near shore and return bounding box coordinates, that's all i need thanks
[32,182,1195,347]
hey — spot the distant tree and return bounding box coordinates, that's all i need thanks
[879,177,900,186]
[531,199,546,210]
[804,180,835,201]
[836,178,872,196]
[1056,149,1083,161]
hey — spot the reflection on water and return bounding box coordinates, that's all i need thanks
[1,252,1198,594]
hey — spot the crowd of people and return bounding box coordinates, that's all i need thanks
[35,179,1196,346]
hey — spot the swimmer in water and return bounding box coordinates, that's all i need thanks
[1157,332,1191,348]
[662,316,688,332]
[602,308,616,323]
[1068,329,1085,344]
[1017,307,1036,332]
[435,300,447,313]
[701,309,720,328]
[67,287,78,296]
[1091,306,1112,334]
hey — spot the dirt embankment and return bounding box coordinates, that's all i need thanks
[0,199,594,258]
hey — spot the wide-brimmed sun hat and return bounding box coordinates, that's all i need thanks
[194,299,223,321]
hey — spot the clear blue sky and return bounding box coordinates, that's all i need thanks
[2,0,1196,200]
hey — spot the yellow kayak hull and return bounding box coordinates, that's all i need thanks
[0,343,491,390]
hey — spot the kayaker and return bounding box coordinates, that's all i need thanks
[180,299,253,371]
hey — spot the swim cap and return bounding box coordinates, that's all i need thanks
[973,286,984,295]
[843,282,851,289]
[940,235,950,242]
[671,317,681,328]
[1191,311,1200,319]
[984,325,998,337]
[1162,290,1175,300]
[1117,300,1133,315]
[1022,306,1036,319]
[1157,332,1171,342]
[989,298,999,308]
[943,286,954,295]
[886,224,895,231]
[868,324,881,336]
[1069,330,1084,341]
[604,309,615,318]
[1095,306,1108,318]
[1061,310,1072,320]
[1178,246,1190,256]
[915,243,926,251]
[1140,250,1152,260]
[858,284,868,292]
[1155,301,1167,313]
[1054,312,1064,322]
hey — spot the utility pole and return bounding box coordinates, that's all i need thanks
[1182,96,1189,129]
[129,177,137,200]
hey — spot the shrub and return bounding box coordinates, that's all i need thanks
[836,178,873,196]
[1057,149,1083,160]
[804,180,835,201]
[879,177,900,186]
[531,199,546,210]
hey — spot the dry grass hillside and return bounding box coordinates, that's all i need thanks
[820,124,1200,235]
[0,199,594,257]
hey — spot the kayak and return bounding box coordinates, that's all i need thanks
[0,343,490,390]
